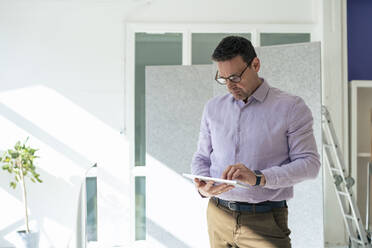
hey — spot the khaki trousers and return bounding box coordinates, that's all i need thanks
[207,198,291,248]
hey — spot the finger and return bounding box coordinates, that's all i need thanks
[227,167,238,180]
[222,185,235,192]
[195,178,207,188]
[207,183,223,195]
[232,169,241,180]
[213,183,228,191]
[222,165,232,179]
[204,180,215,191]
[237,163,245,168]
[213,184,235,195]
[220,184,235,192]
[207,180,215,186]
[194,178,200,186]
[212,183,231,193]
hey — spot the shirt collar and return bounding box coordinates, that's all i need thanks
[250,78,270,103]
[230,78,270,106]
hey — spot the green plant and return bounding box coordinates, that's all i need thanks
[0,137,42,233]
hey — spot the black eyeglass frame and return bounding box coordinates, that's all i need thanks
[214,58,254,85]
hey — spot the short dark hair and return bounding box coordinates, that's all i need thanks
[211,36,257,65]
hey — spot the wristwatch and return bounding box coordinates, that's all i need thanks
[254,170,263,186]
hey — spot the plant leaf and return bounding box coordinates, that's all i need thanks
[10,182,17,189]
[10,152,19,159]
[3,138,41,186]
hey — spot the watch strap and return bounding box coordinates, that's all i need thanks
[254,170,262,186]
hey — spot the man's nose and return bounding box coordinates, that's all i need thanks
[227,80,238,88]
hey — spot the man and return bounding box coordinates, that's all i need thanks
[191,36,320,248]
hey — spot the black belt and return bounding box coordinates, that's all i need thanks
[212,197,287,213]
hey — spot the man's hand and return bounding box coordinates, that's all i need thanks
[194,178,234,197]
[222,163,266,186]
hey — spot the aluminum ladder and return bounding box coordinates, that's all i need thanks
[322,105,371,248]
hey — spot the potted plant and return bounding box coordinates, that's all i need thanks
[0,137,42,248]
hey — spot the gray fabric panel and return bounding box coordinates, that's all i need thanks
[259,42,323,248]
[146,65,214,174]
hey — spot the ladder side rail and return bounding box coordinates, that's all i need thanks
[347,191,371,246]
[324,131,371,247]
[323,117,349,182]
[323,147,355,240]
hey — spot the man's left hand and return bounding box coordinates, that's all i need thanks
[222,163,265,186]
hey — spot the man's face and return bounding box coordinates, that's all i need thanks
[216,55,261,101]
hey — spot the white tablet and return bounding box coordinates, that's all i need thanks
[182,173,250,189]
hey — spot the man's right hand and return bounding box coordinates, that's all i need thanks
[194,178,235,197]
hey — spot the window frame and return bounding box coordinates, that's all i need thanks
[86,167,98,248]
[125,22,317,246]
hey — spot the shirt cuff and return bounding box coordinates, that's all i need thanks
[261,168,276,189]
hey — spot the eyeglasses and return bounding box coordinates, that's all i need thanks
[215,62,251,85]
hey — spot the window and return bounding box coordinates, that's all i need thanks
[260,33,310,46]
[134,32,183,240]
[135,176,146,240]
[86,176,97,242]
[191,33,251,64]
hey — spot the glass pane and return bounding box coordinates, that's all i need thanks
[192,33,252,65]
[135,176,146,240]
[260,33,310,46]
[135,33,182,166]
[86,177,97,241]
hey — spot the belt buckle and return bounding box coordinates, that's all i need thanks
[227,201,236,211]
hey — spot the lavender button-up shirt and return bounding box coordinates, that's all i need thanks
[191,79,320,203]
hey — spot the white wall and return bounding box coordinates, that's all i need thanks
[0,1,131,247]
[321,0,349,246]
[127,0,316,23]
[0,0,324,247]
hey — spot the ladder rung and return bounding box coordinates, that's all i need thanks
[350,236,364,245]
[344,214,354,220]
[324,143,340,149]
[345,214,357,221]
[337,191,350,197]
[331,167,342,173]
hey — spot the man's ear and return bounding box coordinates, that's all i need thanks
[251,57,260,72]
